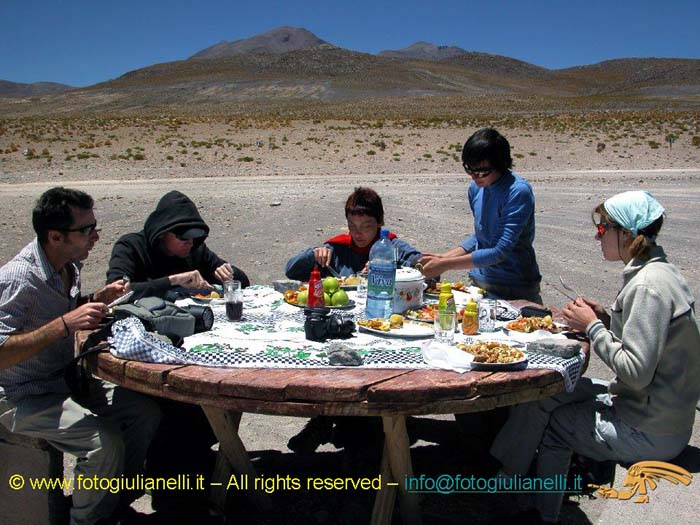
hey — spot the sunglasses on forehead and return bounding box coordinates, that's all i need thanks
[462,163,495,178]
[61,222,100,236]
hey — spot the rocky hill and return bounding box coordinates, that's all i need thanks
[2,27,699,118]
[379,41,467,61]
[0,80,73,98]
[190,26,330,59]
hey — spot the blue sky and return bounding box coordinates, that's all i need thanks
[1,0,698,87]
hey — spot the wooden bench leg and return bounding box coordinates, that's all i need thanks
[373,415,422,525]
[201,407,272,512]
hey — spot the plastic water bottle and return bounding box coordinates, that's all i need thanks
[365,229,396,319]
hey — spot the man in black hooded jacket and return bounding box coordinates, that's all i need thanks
[106,190,249,297]
[106,190,249,516]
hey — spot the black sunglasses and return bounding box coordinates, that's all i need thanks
[462,163,495,179]
[172,229,204,241]
[61,222,100,236]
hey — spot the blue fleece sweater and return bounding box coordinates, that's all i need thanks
[460,171,541,288]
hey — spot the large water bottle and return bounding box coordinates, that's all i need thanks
[365,229,397,319]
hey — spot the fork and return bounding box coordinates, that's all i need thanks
[325,263,341,279]
[559,276,581,299]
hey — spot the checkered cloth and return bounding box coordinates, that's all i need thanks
[107,287,583,391]
[522,350,584,392]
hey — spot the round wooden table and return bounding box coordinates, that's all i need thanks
[81,340,570,525]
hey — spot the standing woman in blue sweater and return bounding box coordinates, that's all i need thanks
[418,128,542,303]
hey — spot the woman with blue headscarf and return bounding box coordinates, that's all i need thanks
[488,191,700,524]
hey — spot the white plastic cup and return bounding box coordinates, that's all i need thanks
[478,298,497,332]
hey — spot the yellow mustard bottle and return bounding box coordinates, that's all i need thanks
[462,298,479,335]
[438,281,455,314]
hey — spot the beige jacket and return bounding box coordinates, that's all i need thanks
[586,246,700,436]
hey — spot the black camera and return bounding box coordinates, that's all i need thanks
[304,307,356,342]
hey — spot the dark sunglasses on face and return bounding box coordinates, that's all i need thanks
[462,163,495,178]
[62,222,100,236]
[172,229,201,241]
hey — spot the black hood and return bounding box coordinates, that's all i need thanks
[143,191,210,247]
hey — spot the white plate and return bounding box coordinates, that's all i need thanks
[191,296,226,305]
[469,353,528,370]
[501,327,567,343]
[455,342,528,369]
[358,320,435,339]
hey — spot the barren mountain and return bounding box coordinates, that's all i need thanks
[190,26,331,59]
[559,58,700,96]
[1,26,699,118]
[379,41,467,61]
[0,80,73,98]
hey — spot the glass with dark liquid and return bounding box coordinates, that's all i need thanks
[223,280,243,321]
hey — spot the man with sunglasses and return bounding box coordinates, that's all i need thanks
[106,190,249,298]
[0,187,160,524]
[417,128,542,303]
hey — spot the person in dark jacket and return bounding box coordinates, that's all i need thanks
[106,190,249,517]
[106,190,249,297]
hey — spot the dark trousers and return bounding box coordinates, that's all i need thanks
[146,398,217,509]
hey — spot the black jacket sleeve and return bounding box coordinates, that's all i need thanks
[106,236,172,297]
[197,244,251,288]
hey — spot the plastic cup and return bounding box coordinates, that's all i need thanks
[478,298,497,332]
[223,280,243,321]
[434,311,456,344]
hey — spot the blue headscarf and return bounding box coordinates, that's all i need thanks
[603,191,665,238]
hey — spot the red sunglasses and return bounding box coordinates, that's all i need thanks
[595,222,613,236]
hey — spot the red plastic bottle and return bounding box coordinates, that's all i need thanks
[308,265,325,307]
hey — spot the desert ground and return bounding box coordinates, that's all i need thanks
[1,117,699,523]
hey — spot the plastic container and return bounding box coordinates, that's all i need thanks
[308,265,325,307]
[365,229,396,319]
[461,298,479,335]
[392,267,424,313]
[438,281,456,315]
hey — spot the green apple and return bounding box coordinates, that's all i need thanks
[323,276,340,294]
[331,289,349,307]
[296,290,308,306]
[324,292,332,305]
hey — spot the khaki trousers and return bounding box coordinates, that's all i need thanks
[1,379,161,525]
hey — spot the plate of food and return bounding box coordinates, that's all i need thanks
[338,275,363,291]
[424,280,468,297]
[283,289,356,310]
[455,340,527,370]
[191,291,225,305]
[503,315,563,334]
[404,304,465,324]
[358,315,435,339]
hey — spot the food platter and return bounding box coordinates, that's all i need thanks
[424,281,468,296]
[191,292,225,305]
[283,298,357,310]
[338,275,363,291]
[404,304,464,324]
[504,316,562,334]
[455,340,527,370]
[358,319,434,339]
